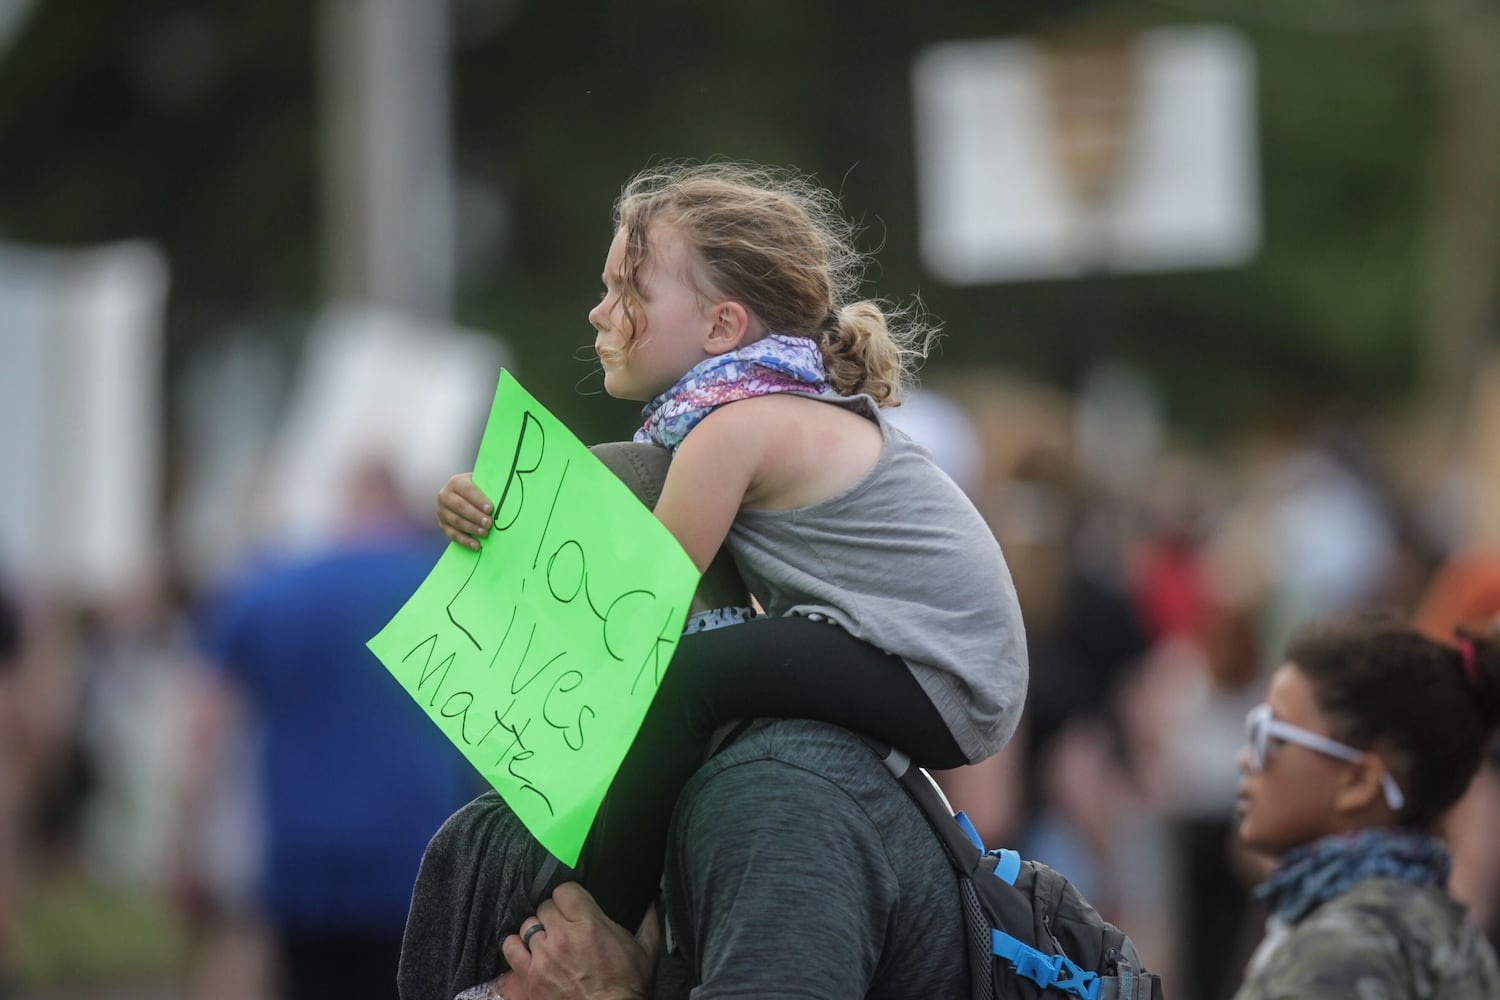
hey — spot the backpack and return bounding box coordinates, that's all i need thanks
[864,739,1165,1000]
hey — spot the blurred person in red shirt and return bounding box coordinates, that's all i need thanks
[1412,549,1500,949]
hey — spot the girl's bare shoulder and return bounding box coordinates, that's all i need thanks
[697,394,881,509]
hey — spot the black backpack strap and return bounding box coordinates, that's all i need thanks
[862,738,991,875]
[859,736,1166,1000]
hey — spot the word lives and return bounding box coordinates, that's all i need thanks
[401,410,682,816]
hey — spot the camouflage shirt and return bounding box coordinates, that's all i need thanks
[1234,877,1500,999]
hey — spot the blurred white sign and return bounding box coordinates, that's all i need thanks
[885,389,983,495]
[256,305,512,551]
[172,307,513,586]
[0,241,168,598]
[912,24,1260,283]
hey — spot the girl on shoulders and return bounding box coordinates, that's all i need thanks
[438,161,1028,929]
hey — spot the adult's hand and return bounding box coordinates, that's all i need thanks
[497,883,658,1000]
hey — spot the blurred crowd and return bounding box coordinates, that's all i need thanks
[3,356,1500,1000]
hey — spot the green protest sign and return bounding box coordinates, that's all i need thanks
[368,370,701,865]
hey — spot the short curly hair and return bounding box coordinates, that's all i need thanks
[1285,609,1500,829]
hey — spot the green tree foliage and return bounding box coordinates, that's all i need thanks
[0,2,318,373]
[0,0,1450,443]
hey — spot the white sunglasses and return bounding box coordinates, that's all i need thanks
[1245,703,1405,811]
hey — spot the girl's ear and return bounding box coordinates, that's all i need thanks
[1333,752,1391,817]
[704,301,753,355]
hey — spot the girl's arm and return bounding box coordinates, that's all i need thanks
[436,438,752,565]
[652,404,770,573]
[439,400,778,568]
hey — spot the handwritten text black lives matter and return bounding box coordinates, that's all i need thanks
[400,411,682,817]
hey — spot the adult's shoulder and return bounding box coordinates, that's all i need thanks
[662,719,970,999]
[688,719,894,801]
[670,718,954,936]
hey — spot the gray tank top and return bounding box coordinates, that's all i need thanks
[726,393,1028,763]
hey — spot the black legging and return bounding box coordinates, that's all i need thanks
[578,614,964,927]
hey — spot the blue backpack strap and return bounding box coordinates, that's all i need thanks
[952,812,1022,886]
[991,930,1102,1000]
[987,847,1022,885]
[953,810,984,851]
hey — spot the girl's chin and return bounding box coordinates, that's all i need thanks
[599,375,629,400]
[600,373,648,403]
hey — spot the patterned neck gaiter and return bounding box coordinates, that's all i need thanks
[1256,827,1452,925]
[634,333,830,452]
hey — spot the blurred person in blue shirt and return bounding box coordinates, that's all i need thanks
[184,459,478,1000]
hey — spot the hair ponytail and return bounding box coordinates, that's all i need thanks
[821,300,934,405]
[1454,627,1500,738]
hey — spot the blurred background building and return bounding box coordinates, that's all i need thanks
[0,1,1496,998]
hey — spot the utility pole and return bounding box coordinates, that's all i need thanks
[1422,0,1500,440]
[318,0,455,321]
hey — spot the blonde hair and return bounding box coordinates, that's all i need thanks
[613,161,935,405]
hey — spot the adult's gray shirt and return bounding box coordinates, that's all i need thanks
[400,718,970,999]
[655,719,970,998]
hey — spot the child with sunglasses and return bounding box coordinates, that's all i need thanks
[1233,611,1500,999]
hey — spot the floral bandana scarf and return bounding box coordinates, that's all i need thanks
[634,333,830,452]
[1255,827,1452,925]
